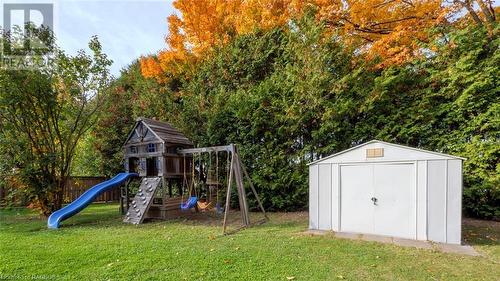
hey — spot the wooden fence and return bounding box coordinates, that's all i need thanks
[63,176,119,203]
[0,176,119,207]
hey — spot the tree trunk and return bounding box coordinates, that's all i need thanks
[53,177,65,211]
[476,0,496,24]
[37,177,65,217]
[461,1,484,27]
[39,197,52,217]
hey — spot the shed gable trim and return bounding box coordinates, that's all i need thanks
[308,140,465,165]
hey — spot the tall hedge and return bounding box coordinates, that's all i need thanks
[94,19,499,218]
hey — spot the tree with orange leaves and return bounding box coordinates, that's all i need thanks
[141,0,496,81]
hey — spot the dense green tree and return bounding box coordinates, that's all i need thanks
[0,30,112,215]
[98,15,498,218]
[71,132,102,176]
[160,15,372,210]
[355,26,499,219]
[92,61,173,177]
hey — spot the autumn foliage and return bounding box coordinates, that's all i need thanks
[141,0,455,80]
[97,1,500,218]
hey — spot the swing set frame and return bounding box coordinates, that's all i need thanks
[178,144,268,235]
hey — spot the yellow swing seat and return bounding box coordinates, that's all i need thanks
[197,201,214,211]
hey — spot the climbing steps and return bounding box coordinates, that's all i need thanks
[123,177,161,224]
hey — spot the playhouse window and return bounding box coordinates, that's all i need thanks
[130,146,137,154]
[147,143,156,153]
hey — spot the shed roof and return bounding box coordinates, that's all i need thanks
[308,140,465,165]
[124,117,193,146]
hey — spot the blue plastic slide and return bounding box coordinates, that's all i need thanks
[47,172,138,229]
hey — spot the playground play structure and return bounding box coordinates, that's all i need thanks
[48,118,267,234]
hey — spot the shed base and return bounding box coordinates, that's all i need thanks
[306,230,480,256]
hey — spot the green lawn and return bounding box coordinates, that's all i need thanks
[0,204,498,280]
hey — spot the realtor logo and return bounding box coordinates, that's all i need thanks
[2,3,53,54]
[1,2,55,69]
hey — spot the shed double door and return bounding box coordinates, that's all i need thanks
[340,163,416,239]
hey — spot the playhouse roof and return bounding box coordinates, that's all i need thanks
[124,117,193,146]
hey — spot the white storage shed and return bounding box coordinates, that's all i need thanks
[308,140,464,244]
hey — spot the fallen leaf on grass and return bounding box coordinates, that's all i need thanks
[286,276,295,280]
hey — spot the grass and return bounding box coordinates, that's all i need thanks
[0,204,498,280]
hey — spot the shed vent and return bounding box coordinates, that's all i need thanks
[366,148,384,158]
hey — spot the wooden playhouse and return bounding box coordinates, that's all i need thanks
[120,117,267,234]
[121,117,193,221]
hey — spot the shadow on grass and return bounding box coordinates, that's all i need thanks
[1,204,308,236]
[462,218,499,247]
[0,203,123,232]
